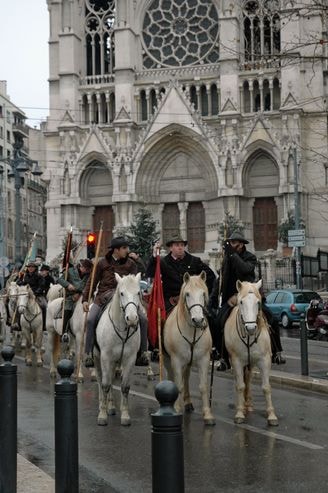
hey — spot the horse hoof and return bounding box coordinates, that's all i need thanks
[121,418,131,426]
[36,361,43,367]
[268,418,279,427]
[77,377,84,384]
[25,360,32,367]
[108,408,116,416]
[204,418,216,427]
[185,403,194,413]
[50,371,57,379]
[90,374,97,382]
[97,418,108,426]
[234,416,245,424]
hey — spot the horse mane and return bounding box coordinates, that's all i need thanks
[237,281,261,302]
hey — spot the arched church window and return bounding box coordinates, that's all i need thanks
[253,80,260,112]
[84,0,116,77]
[142,0,219,69]
[190,86,198,110]
[243,80,251,112]
[200,86,208,116]
[210,84,218,115]
[140,90,148,121]
[109,92,115,122]
[272,77,280,109]
[263,79,270,111]
[243,0,281,69]
[150,89,157,114]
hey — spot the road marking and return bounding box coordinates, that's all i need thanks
[117,386,324,451]
[14,355,324,451]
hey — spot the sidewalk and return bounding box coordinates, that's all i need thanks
[17,454,54,493]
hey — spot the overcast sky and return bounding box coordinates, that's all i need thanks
[0,1,49,127]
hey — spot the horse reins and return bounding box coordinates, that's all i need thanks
[108,300,140,368]
[236,309,261,369]
[177,301,207,367]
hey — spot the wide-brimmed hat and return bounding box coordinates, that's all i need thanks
[166,235,188,247]
[27,261,37,268]
[109,236,129,249]
[79,259,93,271]
[40,264,50,271]
[226,231,249,244]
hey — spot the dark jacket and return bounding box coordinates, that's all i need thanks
[17,271,45,296]
[58,265,86,310]
[209,247,257,310]
[146,252,215,311]
[42,274,55,295]
[82,252,138,306]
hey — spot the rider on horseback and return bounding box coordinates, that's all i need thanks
[82,236,149,368]
[208,231,286,371]
[57,258,92,339]
[17,261,47,330]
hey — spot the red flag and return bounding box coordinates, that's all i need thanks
[147,254,166,347]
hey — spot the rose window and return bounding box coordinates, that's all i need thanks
[142,0,220,69]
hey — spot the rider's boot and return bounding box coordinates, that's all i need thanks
[272,352,286,364]
[84,352,94,368]
[135,350,149,366]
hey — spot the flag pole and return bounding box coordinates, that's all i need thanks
[156,246,164,381]
[61,226,73,336]
[76,222,103,380]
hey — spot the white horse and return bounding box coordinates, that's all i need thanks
[0,294,7,348]
[163,272,215,426]
[7,282,26,349]
[47,296,97,382]
[16,285,43,366]
[94,273,141,426]
[224,280,278,426]
[47,283,64,302]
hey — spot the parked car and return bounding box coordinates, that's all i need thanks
[265,289,322,328]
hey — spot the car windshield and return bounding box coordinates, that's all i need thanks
[294,292,321,303]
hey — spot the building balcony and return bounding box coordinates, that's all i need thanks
[79,74,115,89]
[12,122,29,139]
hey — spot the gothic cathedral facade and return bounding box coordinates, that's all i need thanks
[44,0,328,260]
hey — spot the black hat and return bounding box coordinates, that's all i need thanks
[27,261,37,268]
[109,236,129,249]
[226,231,249,244]
[79,259,93,271]
[40,264,50,271]
[166,235,188,247]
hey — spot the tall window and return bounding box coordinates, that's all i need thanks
[85,0,115,76]
[243,0,280,68]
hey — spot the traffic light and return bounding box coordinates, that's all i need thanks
[87,232,96,259]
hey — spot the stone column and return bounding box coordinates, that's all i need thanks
[263,249,277,291]
[178,202,188,240]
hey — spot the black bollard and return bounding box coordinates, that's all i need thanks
[151,380,184,493]
[55,359,79,493]
[0,346,17,493]
[300,314,309,376]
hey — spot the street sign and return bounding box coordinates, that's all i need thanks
[288,229,305,238]
[288,229,305,247]
[0,256,9,267]
[288,239,305,247]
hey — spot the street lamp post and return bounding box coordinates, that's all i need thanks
[293,145,302,289]
[1,140,42,263]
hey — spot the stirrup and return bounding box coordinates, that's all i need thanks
[135,352,149,366]
[215,359,229,372]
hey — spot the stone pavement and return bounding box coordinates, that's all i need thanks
[17,454,54,493]
[15,367,328,491]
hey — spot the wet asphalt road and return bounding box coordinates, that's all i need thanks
[10,332,328,493]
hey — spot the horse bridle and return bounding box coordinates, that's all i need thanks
[177,295,208,367]
[236,307,261,369]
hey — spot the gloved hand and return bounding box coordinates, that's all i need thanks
[223,240,235,257]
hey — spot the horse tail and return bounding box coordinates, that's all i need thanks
[53,332,61,363]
